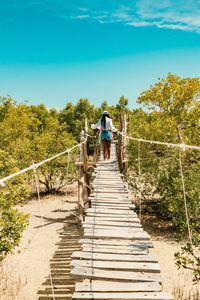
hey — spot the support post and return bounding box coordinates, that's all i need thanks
[118,113,123,173]
[77,132,84,223]
[122,114,127,180]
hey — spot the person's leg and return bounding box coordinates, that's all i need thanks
[101,139,107,159]
[107,140,111,159]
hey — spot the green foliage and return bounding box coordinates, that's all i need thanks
[59,99,96,139]
[31,122,77,193]
[128,73,200,282]
[116,96,128,112]
[175,233,200,283]
[0,96,77,256]
[0,147,30,257]
[0,193,29,257]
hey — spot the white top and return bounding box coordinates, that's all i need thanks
[91,117,117,132]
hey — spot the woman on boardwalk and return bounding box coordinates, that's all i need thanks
[90,111,118,160]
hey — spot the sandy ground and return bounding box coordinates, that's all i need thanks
[0,187,199,300]
[0,186,78,300]
[142,215,200,298]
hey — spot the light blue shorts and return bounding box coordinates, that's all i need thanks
[101,131,112,141]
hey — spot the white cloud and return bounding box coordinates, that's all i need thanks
[128,21,152,27]
[55,0,200,33]
[79,8,88,12]
[76,15,89,19]
[134,0,200,32]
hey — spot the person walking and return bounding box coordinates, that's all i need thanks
[90,111,118,160]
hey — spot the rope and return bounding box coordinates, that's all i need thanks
[119,133,200,151]
[0,141,85,186]
[120,132,196,250]
[33,165,56,300]
[178,150,194,251]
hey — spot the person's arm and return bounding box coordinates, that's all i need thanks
[91,120,101,130]
[109,119,118,132]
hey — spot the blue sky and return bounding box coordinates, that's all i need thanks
[0,0,200,110]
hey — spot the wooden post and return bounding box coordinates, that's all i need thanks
[122,114,127,180]
[118,113,123,173]
[81,135,90,198]
[77,131,84,223]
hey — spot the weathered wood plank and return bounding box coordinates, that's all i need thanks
[84,228,145,234]
[83,229,144,237]
[84,230,150,240]
[70,266,162,282]
[89,194,130,199]
[86,208,136,215]
[90,199,132,204]
[83,220,142,228]
[75,281,161,292]
[81,243,146,251]
[79,239,153,248]
[72,252,156,262]
[70,260,160,273]
[89,199,131,204]
[81,246,147,255]
[86,213,139,219]
[92,181,124,185]
[89,195,129,200]
[91,204,135,210]
[72,292,174,300]
[83,224,143,231]
[84,216,140,223]
[92,182,126,186]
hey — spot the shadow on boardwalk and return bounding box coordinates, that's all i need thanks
[37,220,83,300]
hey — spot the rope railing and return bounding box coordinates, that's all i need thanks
[0,138,88,299]
[119,131,199,252]
[119,132,200,151]
[0,140,85,186]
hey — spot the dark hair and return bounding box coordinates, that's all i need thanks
[101,113,110,130]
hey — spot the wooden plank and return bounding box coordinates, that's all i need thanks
[92,181,125,185]
[89,194,129,198]
[91,202,133,207]
[84,227,144,234]
[92,185,126,189]
[83,220,142,228]
[90,199,131,204]
[71,252,156,262]
[92,191,128,195]
[83,225,143,231]
[70,260,160,273]
[85,213,139,220]
[92,181,124,184]
[81,246,147,255]
[85,216,140,223]
[91,202,132,207]
[93,186,126,189]
[86,208,137,215]
[72,292,174,300]
[79,239,153,248]
[92,202,135,212]
[91,204,135,210]
[90,196,131,201]
[75,281,161,292]
[81,243,146,251]
[70,266,162,283]
[84,230,150,240]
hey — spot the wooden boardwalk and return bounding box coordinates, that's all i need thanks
[70,144,174,300]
